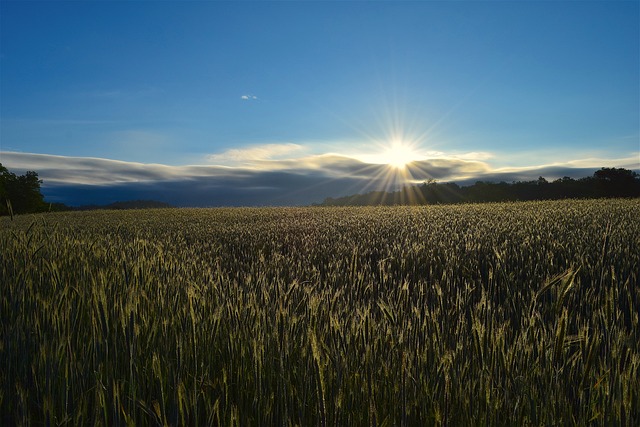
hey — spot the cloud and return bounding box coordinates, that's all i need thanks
[562,156,640,169]
[1,150,637,207]
[241,94,258,100]
[206,143,305,165]
[451,152,494,161]
[0,152,185,185]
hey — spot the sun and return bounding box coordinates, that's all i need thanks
[382,140,420,169]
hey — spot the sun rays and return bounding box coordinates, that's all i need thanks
[340,137,436,205]
[380,140,422,170]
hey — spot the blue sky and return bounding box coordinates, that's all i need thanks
[1,1,638,206]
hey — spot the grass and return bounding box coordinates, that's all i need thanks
[1,199,639,425]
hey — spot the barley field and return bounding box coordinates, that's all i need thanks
[1,199,639,425]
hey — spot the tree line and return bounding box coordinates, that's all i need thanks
[317,167,640,206]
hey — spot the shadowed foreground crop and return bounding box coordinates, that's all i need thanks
[1,199,638,425]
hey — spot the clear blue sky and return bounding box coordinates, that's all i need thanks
[1,1,639,206]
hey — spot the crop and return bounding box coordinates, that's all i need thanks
[1,199,638,425]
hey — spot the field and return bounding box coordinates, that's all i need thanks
[1,199,639,425]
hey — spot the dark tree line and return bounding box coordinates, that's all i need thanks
[318,167,640,206]
[0,163,49,216]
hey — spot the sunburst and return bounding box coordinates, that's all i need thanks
[382,140,421,170]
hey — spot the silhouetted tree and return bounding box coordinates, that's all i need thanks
[0,163,47,215]
[592,167,640,197]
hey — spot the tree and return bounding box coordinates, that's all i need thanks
[0,163,47,215]
[592,167,640,197]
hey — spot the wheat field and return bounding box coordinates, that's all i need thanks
[1,199,638,425]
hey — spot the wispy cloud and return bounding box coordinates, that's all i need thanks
[1,150,637,207]
[206,143,305,166]
[448,152,494,161]
[240,94,258,100]
[562,156,640,169]
[0,152,185,185]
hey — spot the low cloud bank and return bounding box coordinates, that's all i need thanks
[1,151,638,207]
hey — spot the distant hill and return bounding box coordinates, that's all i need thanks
[76,200,175,211]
